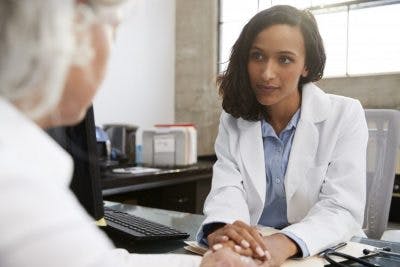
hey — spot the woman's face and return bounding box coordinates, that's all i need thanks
[247,24,308,110]
[54,20,113,127]
[37,4,118,129]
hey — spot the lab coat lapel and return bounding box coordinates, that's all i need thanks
[285,83,330,201]
[285,118,319,200]
[238,119,266,204]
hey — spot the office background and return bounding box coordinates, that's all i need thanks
[93,0,400,168]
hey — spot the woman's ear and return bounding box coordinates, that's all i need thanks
[301,66,309,78]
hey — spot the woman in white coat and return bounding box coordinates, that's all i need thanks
[0,1,260,267]
[198,5,368,267]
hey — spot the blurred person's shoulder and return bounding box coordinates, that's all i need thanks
[0,97,73,187]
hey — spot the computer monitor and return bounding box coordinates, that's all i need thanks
[47,106,104,221]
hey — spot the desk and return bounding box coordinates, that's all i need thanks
[101,161,213,214]
[105,202,400,257]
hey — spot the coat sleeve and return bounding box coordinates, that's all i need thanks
[197,112,251,242]
[282,100,368,256]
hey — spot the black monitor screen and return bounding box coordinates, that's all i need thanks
[47,106,104,221]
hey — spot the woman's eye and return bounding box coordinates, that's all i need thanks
[250,51,264,61]
[279,56,292,64]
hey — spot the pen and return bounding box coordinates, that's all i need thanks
[318,242,347,256]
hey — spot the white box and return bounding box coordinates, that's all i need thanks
[142,126,197,167]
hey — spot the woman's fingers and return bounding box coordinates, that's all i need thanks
[222,224,252,248]
[208,229,231,246]
[207,224,244,247]
[212,240,254,257]
[249,226,269,256]
[214,235,229,243]
[232,221,269,259]
[237,226,266,254]
[207,221,270,261]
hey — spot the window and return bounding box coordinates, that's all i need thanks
[219,1,259,71]
[347,3,400,75]
[219,0,400,77]
[314,9,348,76]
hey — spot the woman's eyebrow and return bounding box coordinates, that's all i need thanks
[250,46,298,56]
[249,45,263,51]
[277,50,298,56]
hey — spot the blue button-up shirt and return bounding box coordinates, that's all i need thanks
[258,109,309,257]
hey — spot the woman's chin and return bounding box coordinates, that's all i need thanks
[47,109,87,128]
[62,109,88,126]
[256,97,277,107]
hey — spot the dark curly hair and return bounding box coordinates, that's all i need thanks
[219,5,326,121]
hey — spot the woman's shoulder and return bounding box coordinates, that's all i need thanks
[220,110,260,131]
[220,110,239,126]
[323,94,366,132]
[302,83,365,127]
[308,83,363,113]
[326,93,364,117]
[327,93,361,106]
[304,82,361,109]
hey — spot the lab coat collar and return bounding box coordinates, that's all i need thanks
[300,82,330,123]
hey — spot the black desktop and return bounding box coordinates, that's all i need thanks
[47,106,104,221]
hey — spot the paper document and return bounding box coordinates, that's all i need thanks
[184,241,208,255]
[112,167,161,174]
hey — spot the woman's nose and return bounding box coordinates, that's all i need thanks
[261,61,276,81]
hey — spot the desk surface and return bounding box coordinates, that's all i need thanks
[104,202,400,256]
[101,161,213,196]
[104,201,205,254]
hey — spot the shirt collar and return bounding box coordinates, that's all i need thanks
[261,109,301,138]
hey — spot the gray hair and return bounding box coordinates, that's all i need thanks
[0,0,129,119]
[0,0,75,119]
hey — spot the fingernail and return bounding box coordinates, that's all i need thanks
[213,243,223,250]
[241,240,250,248]
[264,250,271,261]
[221,235,229,241]
[256,246,265,257]
[234,245,242,252]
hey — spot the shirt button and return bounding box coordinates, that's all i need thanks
[276,178,281,184]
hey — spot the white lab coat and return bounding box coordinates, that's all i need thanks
[0,97,201,267]
[199,83,368,256]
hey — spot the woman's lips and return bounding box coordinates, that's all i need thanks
[257,84,279,92]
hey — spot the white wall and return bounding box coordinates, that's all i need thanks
[93,0,175,140]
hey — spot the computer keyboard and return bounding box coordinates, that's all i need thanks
[104,207,190,241]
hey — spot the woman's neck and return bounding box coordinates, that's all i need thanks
[263,90,301,135]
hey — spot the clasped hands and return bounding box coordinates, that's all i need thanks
[204,220,298,267]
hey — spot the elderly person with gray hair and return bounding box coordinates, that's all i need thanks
[0,1,263,266]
